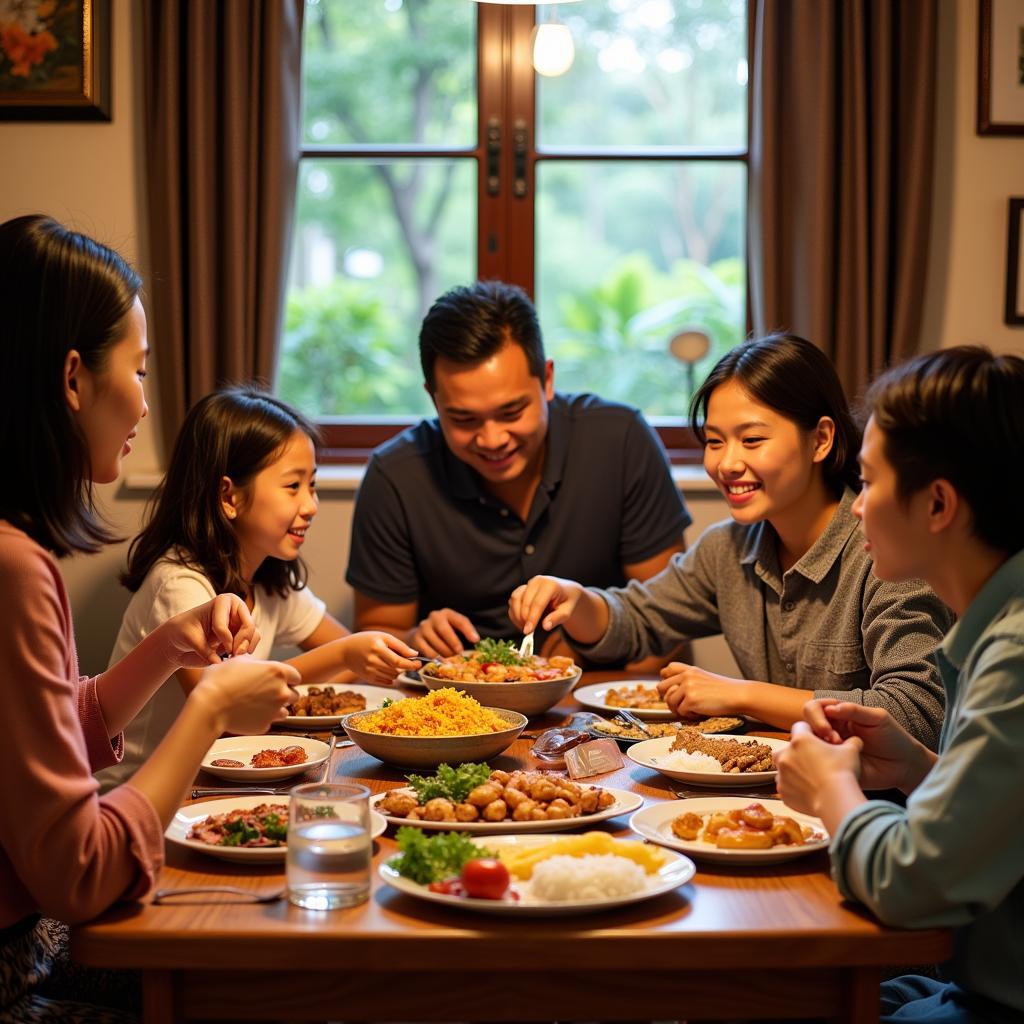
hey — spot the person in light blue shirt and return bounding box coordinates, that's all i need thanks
[775,345,1024,1024]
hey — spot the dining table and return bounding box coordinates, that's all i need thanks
[71,671,952,1023]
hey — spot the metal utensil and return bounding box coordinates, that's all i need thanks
[616,708,653,736]
[152,886,284,905]
[518,630,535,658]
[190,786,296,799]
[670,785,778,800]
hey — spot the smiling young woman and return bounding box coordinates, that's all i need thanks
[510,334,952,744]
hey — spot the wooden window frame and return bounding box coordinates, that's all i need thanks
[301,4,749,464]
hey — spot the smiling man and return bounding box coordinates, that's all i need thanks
[346,280,691,659]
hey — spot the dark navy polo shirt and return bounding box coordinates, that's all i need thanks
[345,392,692,643]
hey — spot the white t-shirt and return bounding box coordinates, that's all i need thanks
[96,554,325,791]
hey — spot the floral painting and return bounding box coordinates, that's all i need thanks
[0,0,109,120]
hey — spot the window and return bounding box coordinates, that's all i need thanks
[281,0,748,461]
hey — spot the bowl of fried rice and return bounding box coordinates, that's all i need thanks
[342,687,528,769]
[419,640,582,716]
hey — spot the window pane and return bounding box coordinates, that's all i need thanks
[279,159,476,417]
[301,0,476,148]
[536,160,746,417]
[538,0,747,149]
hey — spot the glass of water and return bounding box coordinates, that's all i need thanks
[287,782,371,910]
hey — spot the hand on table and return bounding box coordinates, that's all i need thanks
[801,699,933,794]
[412,609,480,660]
[159,594,261,668]
[774,720,864,818]
[343,631,421,685]
[657,661,745,718]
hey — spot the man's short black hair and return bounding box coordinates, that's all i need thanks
[419,280,545,393]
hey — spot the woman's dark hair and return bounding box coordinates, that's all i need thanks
[122,385,322,598]
[419,280,545,393]
[0,215,143,556]
[865,345,1024,555]
[689,333,861,497]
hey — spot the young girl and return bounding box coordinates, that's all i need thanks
[776,346,1024,1023]
[510,334,951,744]
[98,385,419,791]
[0,214,300,1021]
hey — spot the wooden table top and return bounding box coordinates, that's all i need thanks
[73,671,951,980]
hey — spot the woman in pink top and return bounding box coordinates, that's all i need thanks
[0,215,301,1021]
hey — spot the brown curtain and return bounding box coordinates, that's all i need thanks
[749,1,937,397]
[142,0,305,450]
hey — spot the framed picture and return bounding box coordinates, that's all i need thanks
[1006,198,1024,326]
[977,0,1024,135]
[0,0,110,121]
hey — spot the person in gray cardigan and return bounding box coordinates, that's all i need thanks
[510,335,952,748]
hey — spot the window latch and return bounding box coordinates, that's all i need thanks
[486,117,501,196]
[513,118,528,198]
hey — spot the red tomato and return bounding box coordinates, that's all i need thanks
[459,858,510,900]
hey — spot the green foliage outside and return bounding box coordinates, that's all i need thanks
[278,0,748,419]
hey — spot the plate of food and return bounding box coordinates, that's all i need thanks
[629,797,829,864]
[199,735,331,782]
[588,716,745,746]
[572,681,673,720]
[342,687,527,769]
[372,762,643,834]
[626,731,785,787]
[379,828,695,916]
[275,683,403,727]
[419,639,580,716]
[165,795,387,864]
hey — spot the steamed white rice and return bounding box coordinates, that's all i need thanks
[660,749,721,773]
[526,854,648,901]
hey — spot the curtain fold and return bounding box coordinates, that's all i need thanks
[749,1,937,398]
[142,0,305,450]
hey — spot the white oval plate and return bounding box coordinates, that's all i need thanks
[274,683,404,728]
[572,681,673,720]
[371,786,643,834]
[629,797,829,864]
[396,670,426,689]
[200,736,331,782]
[166,795,387,864]
[626,734,786,787]
[379,833,695,916]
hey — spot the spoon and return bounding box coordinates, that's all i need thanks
[616,708,653,736]
[518,631,535,658]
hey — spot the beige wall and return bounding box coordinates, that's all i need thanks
[2,0,1021,675]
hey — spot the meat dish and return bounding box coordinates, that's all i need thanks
[669,727,775,773]
[287,686,366,717]
[423,638,576,683]
[670,801,825,850]
[187,803,289,848]
[249,745,307,768]
[604,684,667,710]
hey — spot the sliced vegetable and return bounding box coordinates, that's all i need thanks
[405,762,492,804]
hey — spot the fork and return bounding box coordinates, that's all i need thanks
[152,886,284,905]
[518,630,535,658]
[670,785,778,800]
[190,785,296,798]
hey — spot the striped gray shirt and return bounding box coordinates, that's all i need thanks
[580,490,952,748]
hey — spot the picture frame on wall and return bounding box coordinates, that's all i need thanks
[1006,198,1024,326]
[0,0,110,121]
[977,0,1024,135]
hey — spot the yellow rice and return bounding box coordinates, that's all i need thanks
[353,687,510,737]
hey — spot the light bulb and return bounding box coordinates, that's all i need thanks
[532,22,574,77]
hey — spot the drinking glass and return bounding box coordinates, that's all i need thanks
[287,782,371,910]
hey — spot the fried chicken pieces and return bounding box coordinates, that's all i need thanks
[249,745,307,768]
[670,802,822,850]
[378,769,616,824]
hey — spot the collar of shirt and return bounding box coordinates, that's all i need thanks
[436,394,570,511]
[939,546,1024,673]
[739,488,860,590]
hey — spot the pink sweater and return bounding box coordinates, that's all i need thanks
[0,522,164,927]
